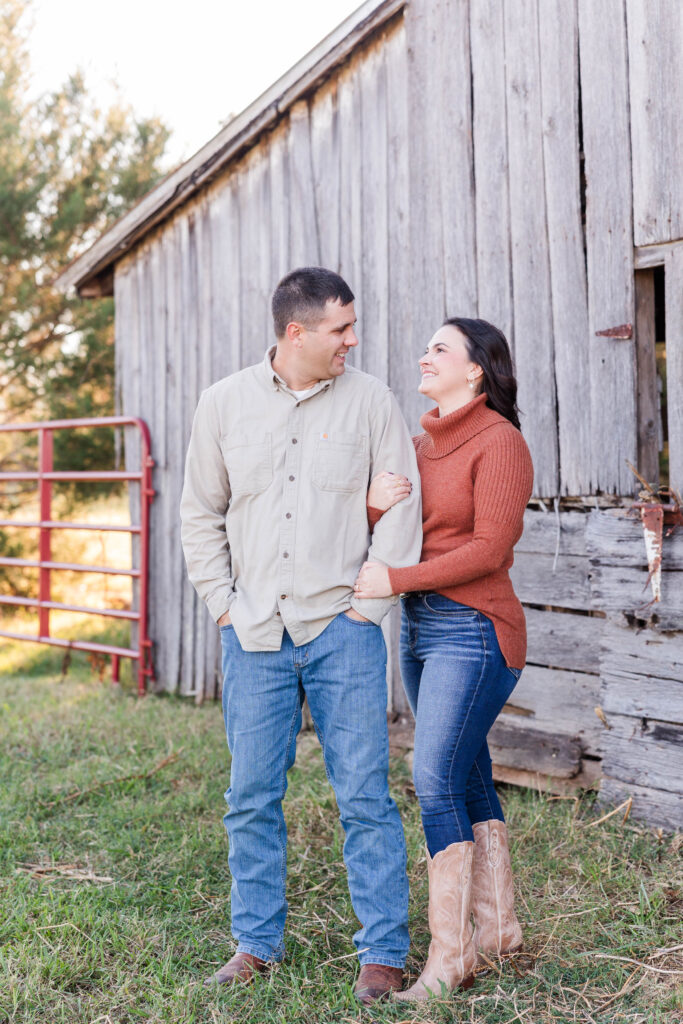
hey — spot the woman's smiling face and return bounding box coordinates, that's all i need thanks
[418,324,481,402]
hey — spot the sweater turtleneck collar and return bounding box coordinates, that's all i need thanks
[420,392,499,458]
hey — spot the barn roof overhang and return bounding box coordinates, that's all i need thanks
[54,0,405,298]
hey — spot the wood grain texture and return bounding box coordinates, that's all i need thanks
[439,0,477,317]
[626,0,683,245]
[579,0,637,495]
[518,509,589,556]
[510,550,592,610]
[539,0,591,495]
[597,775,683,830]
[598,712,683,793]
[504,0,558,497]
[309,78,341,273]
[504,664,604,757]
[525,607,602,674]
[404,0,446,340]
[359,40,389,383]
[337,60,364,366]
[488,718,582,778]
[665,243,683,496]
[585,507,683,568]
[471,0,512,345]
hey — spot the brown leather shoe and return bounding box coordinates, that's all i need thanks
[204,951,270,986]
[354,963,403,1005]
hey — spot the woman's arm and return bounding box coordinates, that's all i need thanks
[356,429,533,598]
[366,470,412,529]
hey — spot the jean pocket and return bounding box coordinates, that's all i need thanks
[506,666,522,682]
[422,594,479,617]
[342,611,376,626]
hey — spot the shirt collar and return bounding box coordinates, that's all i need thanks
[262,346,333,400]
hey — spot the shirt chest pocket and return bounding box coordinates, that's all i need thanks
[313,432,369,493]
[221,434,273,497]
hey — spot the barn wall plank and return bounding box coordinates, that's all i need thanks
[470,0,512,345]
[598,775,683,831]
[309,79,341,273]
[626,0,683,245]
[539,0,592,495]
[337,61,364,368]
[237,147,273,367]
[287,100,320,269]
[665,243,683,496]
[166,221,188,693]
[510,551,592,610]
[404,0,446,341]
[505,664,604,756]
[504,0,559,497]
[268,122,291,290]
[525,607,602,674]
[598,713,683,793]
[359,40,389,383]
[385,19,421,434]
[579,0,637,494]
[599,619,683,686]
[518,509,589,556]
[178,213,200,695]
[488,718,582,778]
[208,179,241,387]
[439,0,477,318]
[585,507,683,568]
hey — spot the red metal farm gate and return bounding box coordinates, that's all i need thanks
[0,417,155,694]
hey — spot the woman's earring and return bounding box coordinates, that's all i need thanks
[468,379,475,390]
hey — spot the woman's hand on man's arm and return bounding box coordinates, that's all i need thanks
[367,470,412,512]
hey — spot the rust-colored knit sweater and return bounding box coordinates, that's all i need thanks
[380,393,534,669]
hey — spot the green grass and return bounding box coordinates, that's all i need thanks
[1,644,681,1023]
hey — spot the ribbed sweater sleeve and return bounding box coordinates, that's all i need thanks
[367,506,384,530]
[388,428,533,594]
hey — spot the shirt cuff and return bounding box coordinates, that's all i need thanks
[207,588,237,624]
[350,594,397,625]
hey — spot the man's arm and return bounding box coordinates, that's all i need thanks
[180,389,236,623]
[349,389,422,624]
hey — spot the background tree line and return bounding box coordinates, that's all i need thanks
[0,0,171,592]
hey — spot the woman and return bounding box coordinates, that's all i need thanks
[355,317,533,1001]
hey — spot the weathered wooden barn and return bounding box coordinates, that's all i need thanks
[57,0,683,828]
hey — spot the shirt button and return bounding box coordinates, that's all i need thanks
[285,512,292,519]
[289,475,295,481]
[276,611,281,616]
[283,552,289,558]
[292,438,298,444]
[280,594,287,600]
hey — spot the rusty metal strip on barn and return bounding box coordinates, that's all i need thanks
[0,416,155,694]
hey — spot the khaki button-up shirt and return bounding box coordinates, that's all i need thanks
[180,348,422,651]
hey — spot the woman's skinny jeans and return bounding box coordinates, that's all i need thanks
[400,593,522,857]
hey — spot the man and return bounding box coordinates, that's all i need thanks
[180,267,422,1004]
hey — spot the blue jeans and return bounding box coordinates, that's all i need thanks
[219,612,409,966]
[400,594,522,856]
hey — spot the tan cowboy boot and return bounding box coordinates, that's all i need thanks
[471,819,523,961]
[395,842,476,1001]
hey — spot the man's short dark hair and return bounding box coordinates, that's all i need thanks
[272,267,354,338]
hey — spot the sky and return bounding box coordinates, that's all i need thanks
[26,0,363,168]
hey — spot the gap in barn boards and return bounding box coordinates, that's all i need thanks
[635,265,668,493]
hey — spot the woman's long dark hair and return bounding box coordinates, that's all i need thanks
[444,317,522,431]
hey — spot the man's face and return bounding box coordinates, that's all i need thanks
[297,299,358,379]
